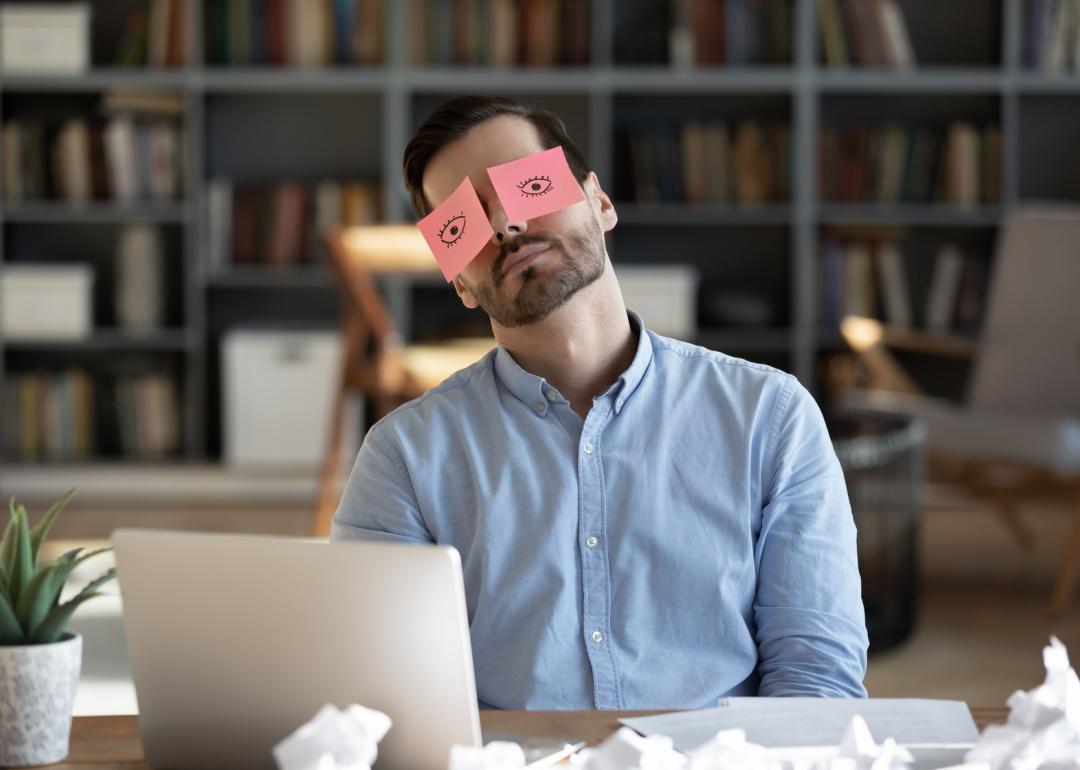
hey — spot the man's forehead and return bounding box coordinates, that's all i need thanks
[422,115,545,208]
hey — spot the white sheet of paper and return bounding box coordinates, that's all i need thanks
[619,698,979,752]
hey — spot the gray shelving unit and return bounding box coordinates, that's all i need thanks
[1,0,1078,471]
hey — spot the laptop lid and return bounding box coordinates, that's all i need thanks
[112,529,482,770]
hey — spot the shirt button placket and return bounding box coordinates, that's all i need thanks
[578,407,619,709]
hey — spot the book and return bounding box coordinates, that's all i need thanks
[208,179,234,272]
[55,120,93,203]
[212,179,379,269]
[925,244,965,331]
[947,121,979,207]
[820,122,998,204]
[115,225,166,331]
[0,111,185,204]
[703,122,731,203]
[148,0,173,68]
[878,0,914,67]
[2,369,104,462]
[819,0,849,67]
[843,240,877,318]
[822,0,916,68]
[732,121,771,204]
[875,241,912,327]
[693,0,727,65]
[418,0,587,66]
[103,116,139,202]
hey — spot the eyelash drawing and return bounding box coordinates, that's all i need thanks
[438,213,467,246]
[517,176,554,197]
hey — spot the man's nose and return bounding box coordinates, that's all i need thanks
[488,203,528,246]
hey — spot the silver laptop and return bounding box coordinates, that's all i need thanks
[112,529,483,770]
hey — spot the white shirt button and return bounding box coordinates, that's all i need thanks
[591,630,604,643]
[586,535,599,549]
[545,388,557,400]
[534,401,545,413]
[583,442,593,455]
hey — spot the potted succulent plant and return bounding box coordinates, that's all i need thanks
[0,489,116,767]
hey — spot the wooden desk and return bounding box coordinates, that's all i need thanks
[56,709,1009,769]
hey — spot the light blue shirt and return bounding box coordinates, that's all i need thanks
[331,311,869,709]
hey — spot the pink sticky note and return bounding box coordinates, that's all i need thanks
[486,146,585,223]
[417,176,495,282]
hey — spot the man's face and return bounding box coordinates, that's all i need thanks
[421,115,616,328]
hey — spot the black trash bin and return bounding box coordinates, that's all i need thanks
[829,411,927,652]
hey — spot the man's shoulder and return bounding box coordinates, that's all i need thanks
[647,330,798,394]
[366,348,499,439]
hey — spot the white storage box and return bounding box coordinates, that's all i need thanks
[223,328,358,469]
[0,4,90,74]
[616,264,700,339]
[0,264,93,340]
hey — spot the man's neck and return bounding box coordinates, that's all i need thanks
[493,266,637,418]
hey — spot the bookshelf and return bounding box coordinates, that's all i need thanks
[2,0,1078,474]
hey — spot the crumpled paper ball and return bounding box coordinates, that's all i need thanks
[448,741,527,770]
[958,636,1080,770]
[273,703,392,770]
[575,726,689,770]
[687,728,784,770]
[837,715,914,770]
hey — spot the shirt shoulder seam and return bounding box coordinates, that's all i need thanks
[650,338,794,378]
[763,375,798,495]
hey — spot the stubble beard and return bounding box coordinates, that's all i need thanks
[465,225,606,328]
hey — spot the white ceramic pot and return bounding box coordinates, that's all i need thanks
[0,632,82,767]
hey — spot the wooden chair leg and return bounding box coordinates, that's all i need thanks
[990,498,1035,551]
[1051,483,1080,613]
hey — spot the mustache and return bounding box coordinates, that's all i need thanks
[493,234,561,280]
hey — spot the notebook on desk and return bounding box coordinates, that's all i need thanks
[112,530,578,770]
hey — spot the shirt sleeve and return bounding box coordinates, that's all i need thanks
[753,377,869,697]
[329,427,434,545]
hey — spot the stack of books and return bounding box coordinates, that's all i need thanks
[818,0,915,68]
[818,122,1001,206]
[204,0,385,66]
[114,0,191,67]
[207,179,380,270]
[622,119,791,204]
[1,368,180,462]
[820,237,989,332]
[2,90,186,204]
[1024,0,1080,72]
[668,0,794,66]
[411,0,590,67]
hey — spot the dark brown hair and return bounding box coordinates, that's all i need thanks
[403,96,589,217]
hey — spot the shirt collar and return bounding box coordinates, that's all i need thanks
[613,309,653,414]
[493,309,654,417]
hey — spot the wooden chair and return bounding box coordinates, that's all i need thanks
[312,226,495,537]
[837,206,1080,611]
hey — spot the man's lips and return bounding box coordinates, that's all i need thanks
[502,242,552,275]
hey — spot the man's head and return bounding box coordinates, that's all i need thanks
[403,96,617,328]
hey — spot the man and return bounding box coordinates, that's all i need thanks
[331,96,868,709]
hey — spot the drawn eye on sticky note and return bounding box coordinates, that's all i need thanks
[417,176,495,282]
[486,146,585,223]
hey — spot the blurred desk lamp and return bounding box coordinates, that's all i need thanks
[839,315,922,395]
[314,225,495,536]
[839,315,977,395]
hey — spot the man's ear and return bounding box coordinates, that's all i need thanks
[583,171,617,233]
[453,275,481,310]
